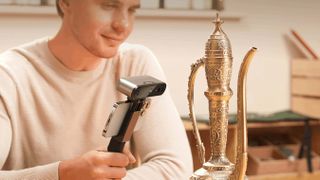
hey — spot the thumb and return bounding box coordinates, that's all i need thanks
[123,143,136,164]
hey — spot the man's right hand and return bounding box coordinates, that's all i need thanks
[58,150,134,180]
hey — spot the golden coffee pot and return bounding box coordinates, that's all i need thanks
[187,14,257,180]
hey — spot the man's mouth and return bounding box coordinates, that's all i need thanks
[101,35,123,43]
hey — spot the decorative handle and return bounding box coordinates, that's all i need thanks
[187,58,206,165]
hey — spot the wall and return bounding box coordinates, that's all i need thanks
[0,0,319,117]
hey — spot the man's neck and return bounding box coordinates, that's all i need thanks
[48,30,103,71]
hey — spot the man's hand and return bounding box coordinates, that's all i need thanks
[59,147,136,180]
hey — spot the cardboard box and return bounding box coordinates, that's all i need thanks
[291,59,320,119]
[247,145,319,175]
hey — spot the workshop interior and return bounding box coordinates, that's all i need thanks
[0,0,320,179]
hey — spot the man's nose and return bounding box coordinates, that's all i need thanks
[112,11,129,32]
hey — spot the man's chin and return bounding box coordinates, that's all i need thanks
[94,46,119,59]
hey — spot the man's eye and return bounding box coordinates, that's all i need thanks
[129,8,137,14]
[102,4,118,10]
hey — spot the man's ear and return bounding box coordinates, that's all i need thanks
[58,0,70,15]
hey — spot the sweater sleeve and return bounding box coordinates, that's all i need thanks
[0,70,60,180]
[0,96,12,170]
[121,45,194,179]
[0,162,60,180]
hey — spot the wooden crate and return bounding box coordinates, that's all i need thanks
[247,146,285,175]
[247,145,320,175]
[291,59,320,119]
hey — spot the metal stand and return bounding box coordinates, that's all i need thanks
[298,119,313,173]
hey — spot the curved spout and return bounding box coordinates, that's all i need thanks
[232,47,257,180]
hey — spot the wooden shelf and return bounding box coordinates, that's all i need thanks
[0,5,56,16]
[0,5,242,21]
[136,9,241,21]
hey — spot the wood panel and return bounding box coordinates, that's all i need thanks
[291,59,320,78]
[292,78,320,97]
[292,97,320,119]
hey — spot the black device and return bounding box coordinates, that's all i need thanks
[118,75,167,101]
[102,75,166,152]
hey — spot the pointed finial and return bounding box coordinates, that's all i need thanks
[213,13,224,29]
[216,13,220,21]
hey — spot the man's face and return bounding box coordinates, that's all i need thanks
[63,0,140,58]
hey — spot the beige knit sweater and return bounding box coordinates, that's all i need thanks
[0,38,193,180]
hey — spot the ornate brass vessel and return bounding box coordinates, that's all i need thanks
[188,14,257,180]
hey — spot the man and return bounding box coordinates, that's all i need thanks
[0,0,193,179]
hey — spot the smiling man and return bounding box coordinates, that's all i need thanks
[0,0,193,179]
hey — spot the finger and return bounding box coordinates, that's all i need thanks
[123,143,136,164]
[96,145,108,152]
[128,152,136,164]
[96,148,135,164]
[95,151,130,167]
[95,166,126,179]
[123,148,136,164]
